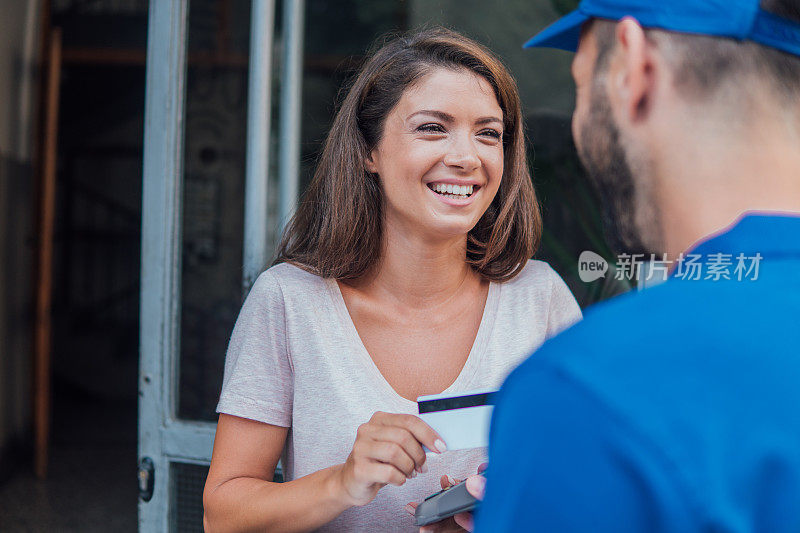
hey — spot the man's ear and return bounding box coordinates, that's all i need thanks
[610,17,655,124]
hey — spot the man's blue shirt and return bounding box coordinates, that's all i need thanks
[476,214,800,532]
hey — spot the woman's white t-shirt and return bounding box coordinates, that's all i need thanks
[216,260,582,532]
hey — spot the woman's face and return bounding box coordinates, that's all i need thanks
[367,67,504,242]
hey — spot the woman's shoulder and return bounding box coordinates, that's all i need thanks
[498,259,582,333]
[499,259,579,309]
[501,259,563,292]
[265,261,325,282]
[251,262,330,301]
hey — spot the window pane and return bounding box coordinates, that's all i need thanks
[170,462,208,532]
[178,0,252,421]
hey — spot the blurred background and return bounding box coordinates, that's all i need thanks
[0,0,629,531]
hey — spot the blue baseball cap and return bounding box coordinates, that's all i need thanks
[524,0,800,58]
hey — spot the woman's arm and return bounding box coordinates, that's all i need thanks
[203,414,350,533]
[203,412,445,533]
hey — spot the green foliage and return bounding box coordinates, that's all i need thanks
[550,0,581,16]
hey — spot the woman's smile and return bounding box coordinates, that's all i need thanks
[425,181,482,205]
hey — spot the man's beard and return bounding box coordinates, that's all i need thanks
[576,80,660,257]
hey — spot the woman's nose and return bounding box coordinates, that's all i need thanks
[442,137,481,172]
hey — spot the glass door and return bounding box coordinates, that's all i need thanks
[137,0,297,529]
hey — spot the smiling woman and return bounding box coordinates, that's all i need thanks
[279,27,539,282]
[203,28,582,533]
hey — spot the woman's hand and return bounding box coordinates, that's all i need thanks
[335,411,447,507]
[404,463,487,532]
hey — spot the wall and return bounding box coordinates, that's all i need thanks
[0,0,41,478]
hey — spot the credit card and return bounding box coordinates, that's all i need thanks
[417,388,497,452]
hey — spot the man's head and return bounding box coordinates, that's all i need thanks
[527,0,800,256]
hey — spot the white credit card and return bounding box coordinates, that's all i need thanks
[417,388,497,452]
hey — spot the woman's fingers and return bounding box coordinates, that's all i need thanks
[440,474,461,489]
[340,412,443,507]
[419,518,464,533]
[363,461,408,487]
[368,440,417,478]
[367,425,428,473]
[453,512,475,531]
[465,475,486,500]
[342,411,453,510]
[371,412,446,455]
[404,501,418,515]
[412,471,479,533]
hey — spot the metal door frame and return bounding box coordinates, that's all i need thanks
[138,0,301,529]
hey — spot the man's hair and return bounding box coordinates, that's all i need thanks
[594,0,800,103]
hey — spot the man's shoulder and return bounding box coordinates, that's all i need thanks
[518,272,784,369]
[522,280,689,360]
[495,273,800,530]
[502,273,800,458]
[502,274,794,413]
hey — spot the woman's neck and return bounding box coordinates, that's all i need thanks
[357,221,477,310]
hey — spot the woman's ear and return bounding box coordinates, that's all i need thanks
[365,150,379,174]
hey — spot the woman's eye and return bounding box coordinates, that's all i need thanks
[417,123,446,134]
[479,129,502,140]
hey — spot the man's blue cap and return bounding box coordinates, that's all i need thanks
[524,0,800,58]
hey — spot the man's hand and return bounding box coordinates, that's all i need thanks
[404,463,487,532]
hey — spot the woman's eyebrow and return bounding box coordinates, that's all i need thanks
[406,109,503,126]
[475,116,503,127]
[407,110,454,122]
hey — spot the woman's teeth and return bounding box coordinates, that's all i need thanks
[429,183,474,199]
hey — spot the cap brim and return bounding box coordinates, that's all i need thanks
[523,9,589,52]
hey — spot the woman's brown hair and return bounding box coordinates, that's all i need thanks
[275,27,541,282]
